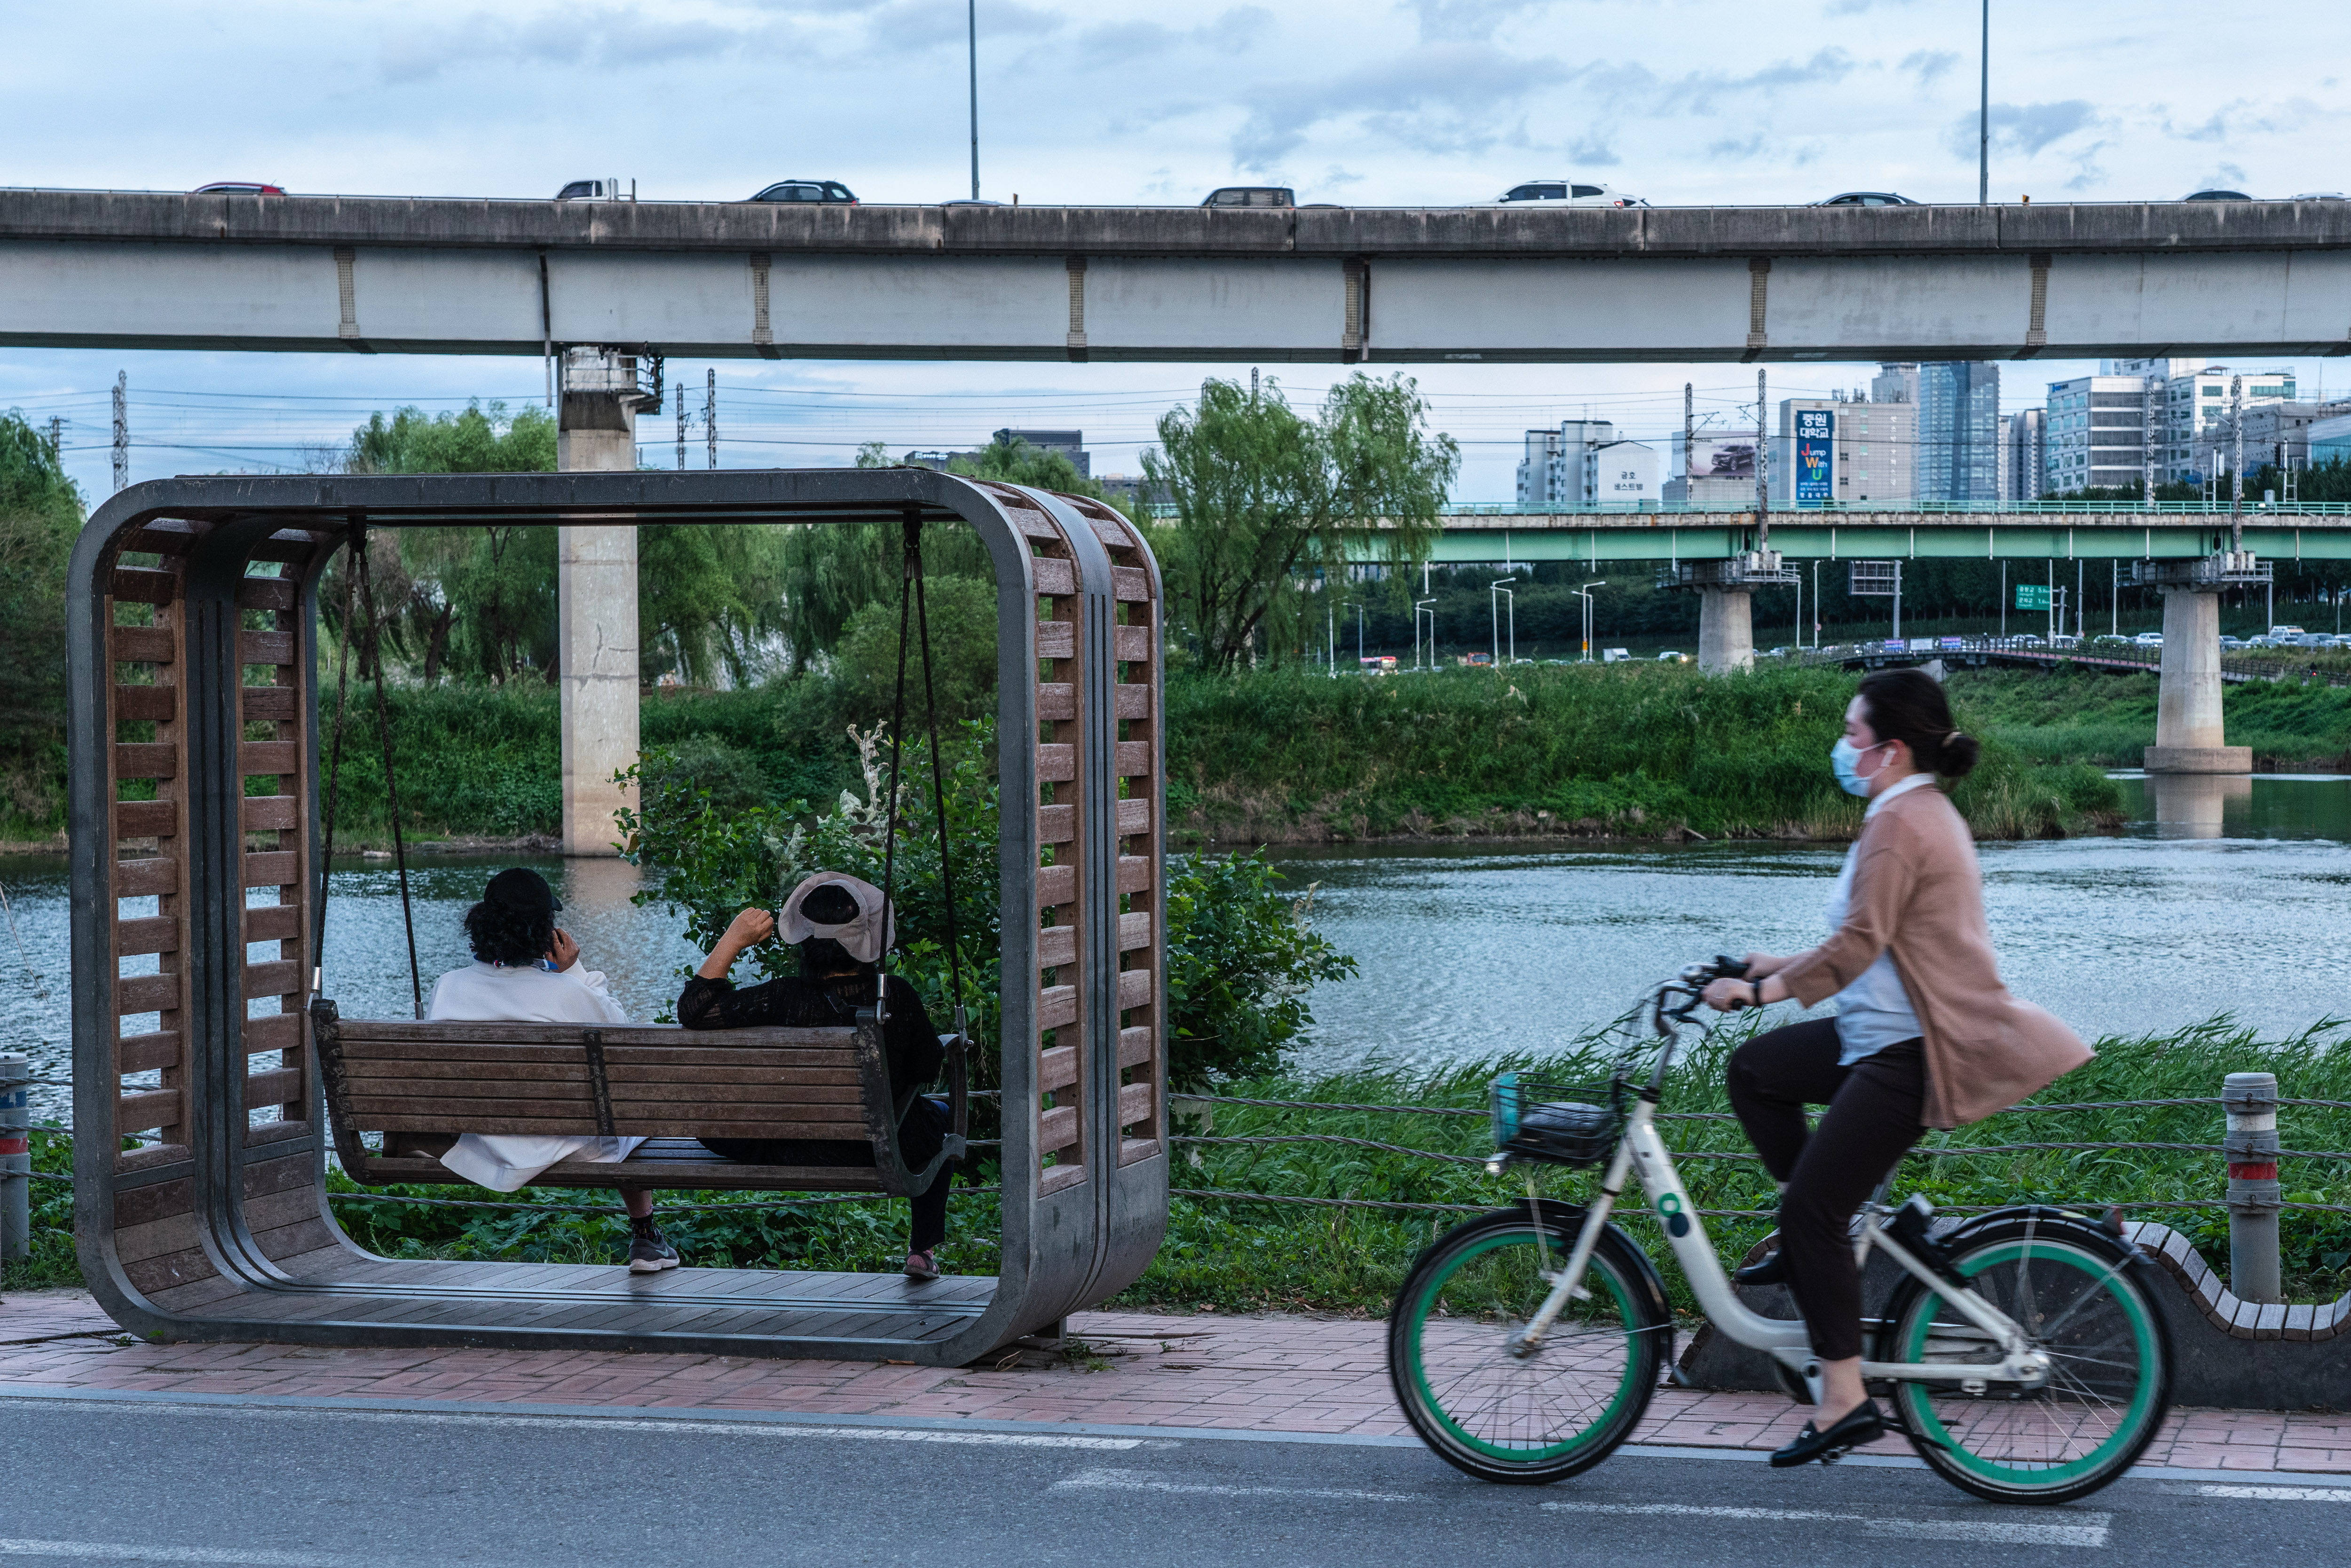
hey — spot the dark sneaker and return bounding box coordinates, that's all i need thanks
[628,1221,680,1274]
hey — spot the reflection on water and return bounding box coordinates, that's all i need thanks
[2114,772,2351,842]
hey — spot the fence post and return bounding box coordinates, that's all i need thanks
[0,1053,28,1261]
[2224,1071,2283,1304]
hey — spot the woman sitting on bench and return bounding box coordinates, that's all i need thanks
[679,873,955,1282]
[424,867,681,1275]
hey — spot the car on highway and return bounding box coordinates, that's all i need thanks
[554,179,626,201]
[2297,192,2348,201]
[1602,647,1632,662]
[2267,625,2306,640]
[749,179,857,205]
[2134,631,2163,647]
[2183,188,2254,201]
[1816,191,1920,206]
[2219,634,2248,649]
[194,181,284,196]
[1202,186,1292,208]
[1656,649,1689,663]
[1491,180,1647,208]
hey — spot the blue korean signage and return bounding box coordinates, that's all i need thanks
[1794,409,1834,507]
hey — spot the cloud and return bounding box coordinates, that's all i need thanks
[1566,133,1619,167]
[1825,0,1918,11]
[1402,0,1555,42]
[1901,48,1959,86]
[1231,42,1560,170]
[1627,47,1855,114]
[1946,99,2099,159]
[2161,96,2321,143]
[1073,8,1272,70]
[1707,133,1765,160]
[379,6,765,83]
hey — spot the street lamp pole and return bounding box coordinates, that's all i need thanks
[968,0,981,201]
[1579,579,1604,662]
[1978,0,1990,206]
[1342,600,1366,669]
[1490,579,1519,667]
[1414,598,1436,669]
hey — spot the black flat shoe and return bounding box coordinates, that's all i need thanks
[1769,1401,1886,1468]
[1735,1245,1787,1289]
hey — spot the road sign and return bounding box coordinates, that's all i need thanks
[1794,409,1834,507]
[1849,560,1901,596]
[2016,584,2051,611]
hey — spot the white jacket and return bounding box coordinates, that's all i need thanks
[426,961,644,1191]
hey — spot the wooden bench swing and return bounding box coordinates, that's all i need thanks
[309,508,969,1202]
[68,470,1169,1363]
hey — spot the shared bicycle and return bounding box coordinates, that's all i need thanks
[1385,958,2172,1505]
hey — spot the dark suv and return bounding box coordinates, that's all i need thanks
[750,180,857,205]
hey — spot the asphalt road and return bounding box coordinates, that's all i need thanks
[5,1394,2345,1566]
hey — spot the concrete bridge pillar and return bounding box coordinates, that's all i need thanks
[1697,587,1754,674]
[2146,586,2252,774]
[557,347,652,856]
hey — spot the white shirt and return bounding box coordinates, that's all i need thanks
[425,961,644,1192]
[1822,772,1933,1065]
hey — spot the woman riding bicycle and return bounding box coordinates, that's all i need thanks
[1699,667,2092,1467]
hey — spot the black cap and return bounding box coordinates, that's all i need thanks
[484,867,562,917]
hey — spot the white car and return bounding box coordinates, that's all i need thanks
[2133,632,2163,647]
[1490,179,1647,208]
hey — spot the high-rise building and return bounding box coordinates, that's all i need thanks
[1844,384,1916,503]
[1516,420,1616,508]
[1996,410,2046,502]
[2156,368,2299,482]
[1870,363,1920,409]
[1917,362,2001,501]
[2043,374,2151,494]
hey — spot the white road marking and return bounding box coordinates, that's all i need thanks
[2192,1484,2351,1502]
[1054,1466,1423,1502]
[1540,1502,2109,1547]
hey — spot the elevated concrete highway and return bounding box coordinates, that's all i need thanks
[3,190,2349,362]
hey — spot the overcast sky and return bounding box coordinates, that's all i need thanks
[6,0,2348,499]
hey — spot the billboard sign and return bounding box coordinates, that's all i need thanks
[1686,433,1757,481]
[1793,409,1834,507]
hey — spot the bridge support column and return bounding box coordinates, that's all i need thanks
[2145,585,2251,774]
[557,347,652,856]
[1697,587,1754,674]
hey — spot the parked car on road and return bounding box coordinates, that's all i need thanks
[749,179,857,204]
[1202,186,1292,207]
[194,181,284,196]
[1816,191,1920,206]
[1491,180,1647,208]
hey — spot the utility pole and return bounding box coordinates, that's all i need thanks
[1978,0,1991,205]
[967,0,981,200]
[704,370,718,470]
[1812,559,1820,649]
[1756,368,1770,550]
[675,386,687,471]
[1683,382,1694,506]
[44,416,64,461]
[2077,557,2084,643]
[111,371,129,492]
[2230,374,2244,553]
[1342,600,1366,670]
[2001,561,2007,638]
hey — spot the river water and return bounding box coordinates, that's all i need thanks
[8,773,2351,1121]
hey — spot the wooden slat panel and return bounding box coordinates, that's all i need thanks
[245,902,303,941]
[1116,855,1151,893]
[123,1245,220,1295]
[333,1021,854,1049]
[118,1031,181,1075]
[242,686,299,721]
[236,577,299,611]
[115,916,179,956]
[1120,1136,1161,1165]
[111,626,175,662]
[1012,511,1060,540]
[1036,620,1076,660]
[1039,1103,1080,1153]
[1117,966,1153,1009]
[1112,566,1151,601]
[116,800,176,838]
[1113,624,1152,662]
[244,1012,299,1054]
[114,684,176,721]
[1040,1160,1085,1195]
[240,630,296,665]
[1039,1045,1079,1093]
[126,522,202,554]
[1037,924,1076,968]
[1038,803,1075,844]
[344,1056,859,1083]
[242,795,300,831]
[1117,796,1151,834]
[1119,911,1152,951]
[1114,683,1151,719]
[243,851,299,888]
[249,536,323,564]
[1036,743,1075,782]
[1115,740,1151,777]
[1038,682,1076,721]
[1118,1025,1154,1068]
[244,1067,303,1109]
[242,740,300,775]
[609,1082,868,1106]
[244,958,300,996]
[1038,863,1075,906]
[351,1072,865,1100]
[1088,513,1135,547]
[350,1111,868,1136]
[1039,984,1077,1030]
[1032,556,1077,595]
[118,1087,182,1134]
[110,567,179,604]
[113,857,178,896]
[1118,1079,1155,1129]
[116,973,179,1013]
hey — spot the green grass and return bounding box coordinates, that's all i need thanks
[1949,665,2351,769]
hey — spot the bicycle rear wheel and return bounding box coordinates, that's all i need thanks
[1387,1205,1666,1485]
[1882,1214,2171,1505]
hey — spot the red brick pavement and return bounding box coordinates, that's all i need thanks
[5,1288,2345,1473]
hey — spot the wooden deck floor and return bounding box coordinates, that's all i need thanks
[149,1248,997,1351]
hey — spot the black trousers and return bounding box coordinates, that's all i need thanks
[1725,1019,1927,1361]
[703,1097,955,1253]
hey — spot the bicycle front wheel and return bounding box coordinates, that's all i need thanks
[1883,1215,2172,1505]
[1387,1204,1666,1485]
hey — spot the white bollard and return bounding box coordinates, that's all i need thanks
[2224,1071,2282,1304]
[0,1052,29,1261]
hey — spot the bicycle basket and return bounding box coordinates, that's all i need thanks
[1489,1072,1624,1167]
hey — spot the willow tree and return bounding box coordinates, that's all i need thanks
[1144,374,1456,671]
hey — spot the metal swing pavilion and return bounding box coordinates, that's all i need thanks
[67,468,1169,1363]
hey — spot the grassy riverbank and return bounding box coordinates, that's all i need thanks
[1946,665,2351,770]
[16,1020,2347,1312]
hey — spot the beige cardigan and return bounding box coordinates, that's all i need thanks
[1775,782,2092,1129]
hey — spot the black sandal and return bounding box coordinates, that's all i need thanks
[1769,1401,1885,1467]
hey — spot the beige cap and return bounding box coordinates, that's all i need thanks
[777,872,894,964]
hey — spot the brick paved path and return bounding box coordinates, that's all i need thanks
[5,1289,2343,1473]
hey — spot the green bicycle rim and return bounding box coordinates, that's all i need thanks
[1404,1227,1643,1464]
[1893,1240,2160,1489]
